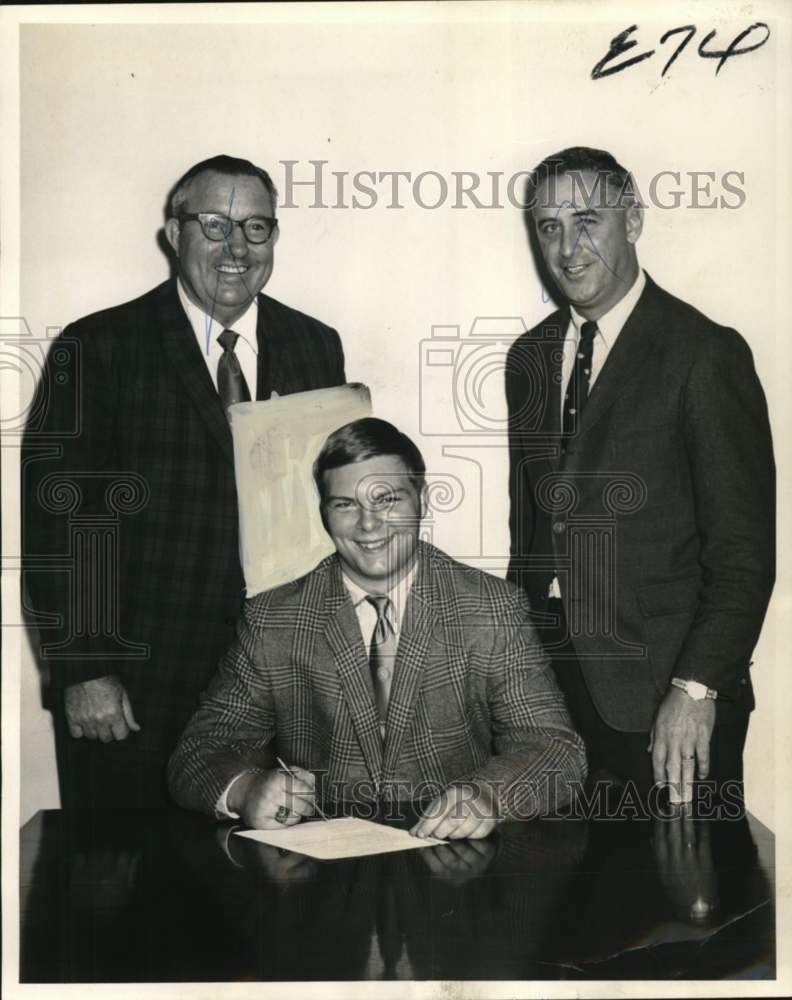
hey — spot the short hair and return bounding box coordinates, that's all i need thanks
[313,418,426,501]
[524,146,638,216]
[167,155,278,219]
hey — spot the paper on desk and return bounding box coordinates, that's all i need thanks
[234,817,445,860]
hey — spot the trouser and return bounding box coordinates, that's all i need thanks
[53,701,175,809]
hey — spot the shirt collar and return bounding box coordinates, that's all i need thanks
[176,278,259,358]
[342,562,418,630]
[569,268,646,348]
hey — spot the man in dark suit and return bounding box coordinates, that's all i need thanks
[22,154,346,808]
[168,418,585,837]
[506,146,774,805]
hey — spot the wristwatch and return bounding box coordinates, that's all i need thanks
[670,677,718,701]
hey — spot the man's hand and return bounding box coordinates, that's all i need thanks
[410,783,500,841]
[229,766,316,830]
[649,686,716,804]
[236,841,318,885]
[64,675,141,742]
[652,809,719,923]
[420,838,497,886]
[217,826,320,884]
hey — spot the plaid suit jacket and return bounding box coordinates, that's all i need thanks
[22,278,345,747]
[168,541,586,818]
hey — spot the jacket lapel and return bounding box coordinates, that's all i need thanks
[516,309,567,481]
[254,294,270,400]
[157,281,234,466]
[573,274,664,442]
[382,549,440,784]
[323,560,384,788]
[542,310,566,469]
[255,294,305,400]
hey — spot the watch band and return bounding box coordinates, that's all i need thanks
[670,677,718,701]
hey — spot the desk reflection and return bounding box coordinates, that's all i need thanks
[20,806,774,982]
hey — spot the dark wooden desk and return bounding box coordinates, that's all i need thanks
[20,806,774,982]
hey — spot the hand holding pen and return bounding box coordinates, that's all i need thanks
[226,756,326,830]
[276,757,330,822]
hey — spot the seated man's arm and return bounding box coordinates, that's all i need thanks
[168,605,281,817]
[473,590,586,817]
[413,588,586,839]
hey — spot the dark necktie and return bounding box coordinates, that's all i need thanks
[217,329,252,412]
[365,595,396,731]
[562,320,598,443]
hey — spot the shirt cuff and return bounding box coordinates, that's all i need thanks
[214,769,263,820]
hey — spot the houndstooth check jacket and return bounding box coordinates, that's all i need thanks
[168,541,586,819]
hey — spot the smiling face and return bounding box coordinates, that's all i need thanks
[321,455,424,594]
[532,170,642,321]
[165,170,278,327]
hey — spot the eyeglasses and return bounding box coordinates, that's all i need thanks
[178,213,278,245]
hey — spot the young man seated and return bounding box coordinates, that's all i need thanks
[168,418,585,839]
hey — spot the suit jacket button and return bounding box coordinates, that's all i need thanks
[552,521,566,534]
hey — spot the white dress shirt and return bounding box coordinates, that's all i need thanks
[558,268,646,421]
[215,563,418,819]
[176,279,259,398]
[550,269,646,600]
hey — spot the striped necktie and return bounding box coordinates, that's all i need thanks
[365,595,397,732]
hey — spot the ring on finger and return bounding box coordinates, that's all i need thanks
[275,805,290,824]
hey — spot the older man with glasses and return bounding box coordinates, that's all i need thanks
[22,154,346,808]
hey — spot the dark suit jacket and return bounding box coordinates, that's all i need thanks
[506,273,774,732]
[22,278,345,748]
[167,541,586,818]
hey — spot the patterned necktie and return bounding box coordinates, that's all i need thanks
[217,329,252,412]
[562,320,598,443]
[365,595,397,732]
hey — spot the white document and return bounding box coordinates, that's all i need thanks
[234,816,445,860]
[229,383,372,598]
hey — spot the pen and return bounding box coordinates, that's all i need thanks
[276,756,330,822]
